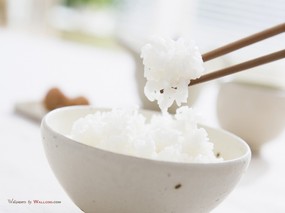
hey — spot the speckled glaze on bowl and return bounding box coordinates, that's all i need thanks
[41,106,251,213]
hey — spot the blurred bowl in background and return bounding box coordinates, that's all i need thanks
[216,81,285,153]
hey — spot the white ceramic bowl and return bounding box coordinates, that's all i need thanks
[41,106,250,213]
[217,81,285,153]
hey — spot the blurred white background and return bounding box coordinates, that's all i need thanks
[0,1,285,213]
[2,0,284,81]
[3,0,285,43]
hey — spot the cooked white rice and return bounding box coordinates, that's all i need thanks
[69,37,220,163]
[70,107,222,163]
[141,36,204,112]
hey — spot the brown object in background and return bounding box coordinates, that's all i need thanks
[0,0,6,26]
[44,87,89,111]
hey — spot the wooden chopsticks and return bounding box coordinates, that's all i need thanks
[190,23,285,86]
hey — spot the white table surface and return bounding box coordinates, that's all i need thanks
[0,29,285,213]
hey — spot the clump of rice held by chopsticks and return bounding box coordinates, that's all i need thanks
[141,36,205,113]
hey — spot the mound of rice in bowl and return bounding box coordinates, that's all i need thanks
[70,107,223,163]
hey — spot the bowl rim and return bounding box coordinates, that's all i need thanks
[41,106,251,167]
